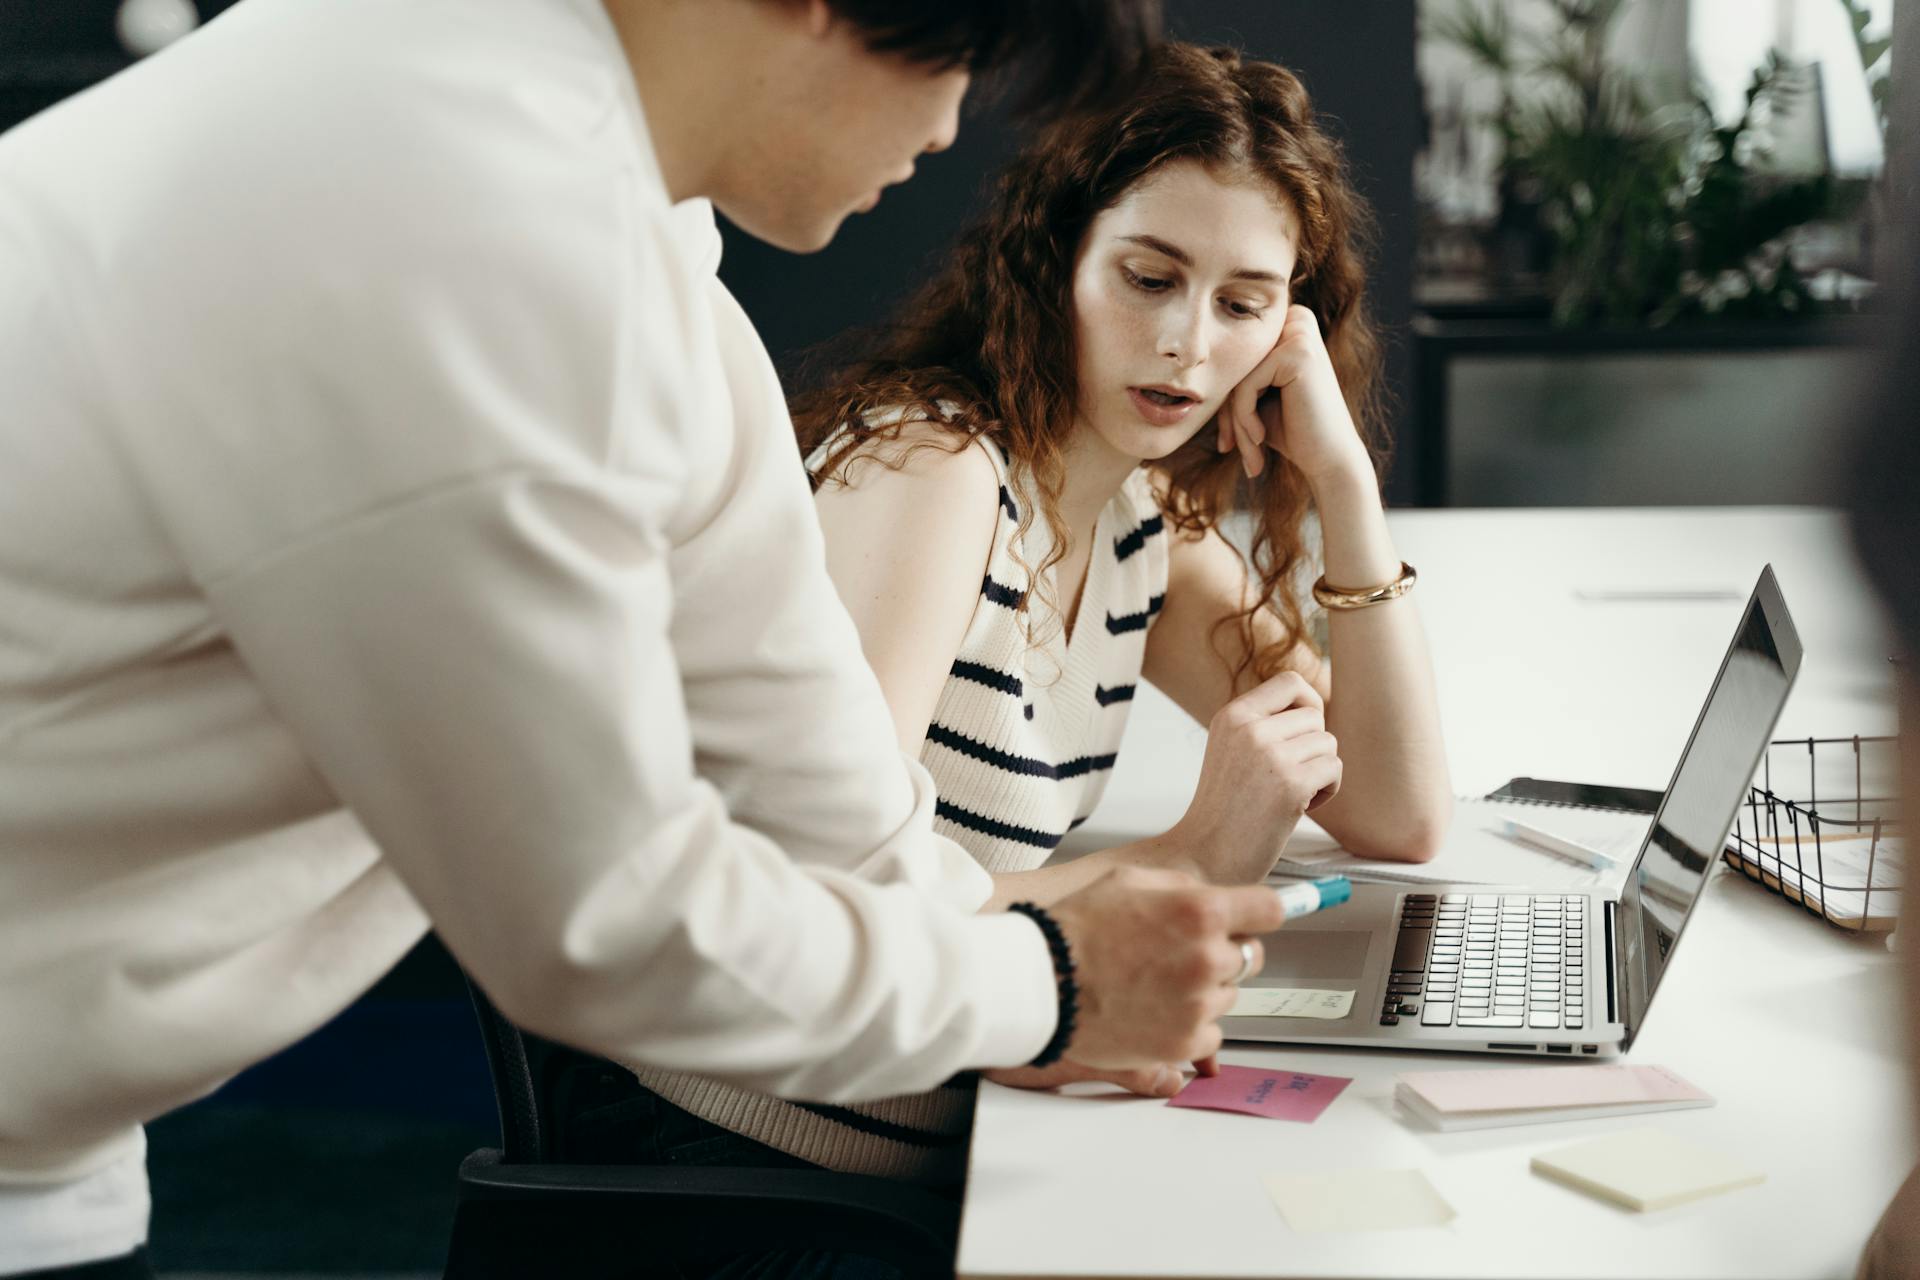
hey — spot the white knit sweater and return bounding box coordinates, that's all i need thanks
[631,440,1172,1183]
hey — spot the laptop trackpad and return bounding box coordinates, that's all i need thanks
[1259,931,1372,982]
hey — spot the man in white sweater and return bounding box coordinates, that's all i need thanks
[0,0,1297,1273]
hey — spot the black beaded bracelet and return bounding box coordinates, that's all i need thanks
[1007,901,1078,1069]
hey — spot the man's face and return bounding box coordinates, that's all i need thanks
[713,10,968,253]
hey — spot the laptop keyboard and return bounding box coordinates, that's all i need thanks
[1380,893,1589,1031]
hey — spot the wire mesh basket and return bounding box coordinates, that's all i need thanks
[1723,735,1903,931]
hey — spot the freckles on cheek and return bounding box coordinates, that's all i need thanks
[1079,276,1124,330]
[1224,327,1281,385]
[1076,283,1133,375]
[1096,289,1157,358]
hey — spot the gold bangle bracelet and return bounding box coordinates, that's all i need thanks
[1311,561,1417,611]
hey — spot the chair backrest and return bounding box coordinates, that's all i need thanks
[450,971,964,1280]
[462,975,567,1164]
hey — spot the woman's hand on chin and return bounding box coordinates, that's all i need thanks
[1215,303,1371,486]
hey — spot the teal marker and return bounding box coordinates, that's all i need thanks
[1274,875,1351,920]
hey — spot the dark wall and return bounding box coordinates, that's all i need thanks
[0,1,242,130]
[717,0,1421,503]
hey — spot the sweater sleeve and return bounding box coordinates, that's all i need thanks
[203,464,1054,1100]
[669,277,1004,917]
[60,59,1054,1097]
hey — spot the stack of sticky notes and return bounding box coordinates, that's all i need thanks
[1394,1063,1712,1131]
[1530,1129,1764,1211]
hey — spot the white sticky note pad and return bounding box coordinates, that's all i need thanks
[1264,1169,1456,1233]
[1230,987,1354,1019]
[1530,1129,1764,1211]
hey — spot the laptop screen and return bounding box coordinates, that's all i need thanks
[1615,566,1801,1047]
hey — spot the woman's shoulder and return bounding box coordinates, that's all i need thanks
[810,414,1011,569]
[813,409,1009,507]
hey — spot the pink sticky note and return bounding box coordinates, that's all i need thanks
[1167,1064,1351,1123]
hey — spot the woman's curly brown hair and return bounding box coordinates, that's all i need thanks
[793,41,1387,683]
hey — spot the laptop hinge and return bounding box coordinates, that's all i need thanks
[1603,899,1621,1026]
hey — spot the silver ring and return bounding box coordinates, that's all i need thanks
[1232,940,1257,986]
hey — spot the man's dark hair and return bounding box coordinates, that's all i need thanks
[825,0,1162,118]
[1848,254,1920,658]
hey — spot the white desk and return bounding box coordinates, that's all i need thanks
[960,508,1914,1280]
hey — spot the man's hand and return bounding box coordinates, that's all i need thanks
[984,1059,1187,1098]
[986,1052,1222,1098]
[1045,866,1287,1070]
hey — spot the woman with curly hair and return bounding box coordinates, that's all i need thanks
[616,41,1453,1193]
[796,41,1452,894]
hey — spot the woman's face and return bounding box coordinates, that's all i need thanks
[1069,159,1300,465]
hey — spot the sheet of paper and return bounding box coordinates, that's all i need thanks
[1397,1064,1710,1114]
[1268,800,1643,888]
[1530,1128,1763,1211]
[1168,1064,1350,1122]
[1229,987,1354,1019]
[1507,809,1654,864]
[1726,831,1903,924]
[1264,1169,1456,1233]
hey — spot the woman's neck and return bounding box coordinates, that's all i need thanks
[1054,422,1142,550]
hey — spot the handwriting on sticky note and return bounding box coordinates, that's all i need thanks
[1168,1064,1350,1122]
[1264,1169,1456,1233]
[1229,987,1354,1019]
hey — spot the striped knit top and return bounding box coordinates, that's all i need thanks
[627,433,1171,1185]
[923,440,1171,873]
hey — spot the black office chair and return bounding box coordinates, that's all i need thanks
[442,975,962,1279]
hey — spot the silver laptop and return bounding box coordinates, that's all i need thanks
[1227,565,1801,1058]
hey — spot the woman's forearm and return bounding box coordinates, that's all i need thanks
[981,815,1299,912]
[1308,461,1453,860]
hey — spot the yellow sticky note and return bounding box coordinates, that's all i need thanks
[1264,1169,1456,1233]
[1531,1128,1763,1211]
[1229,987,1354,1019]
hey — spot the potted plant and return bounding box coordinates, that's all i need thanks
[1430,0,1850,328]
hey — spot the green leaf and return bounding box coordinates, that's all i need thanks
[1426,0,1514,74]
[1482,1,1839,328]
